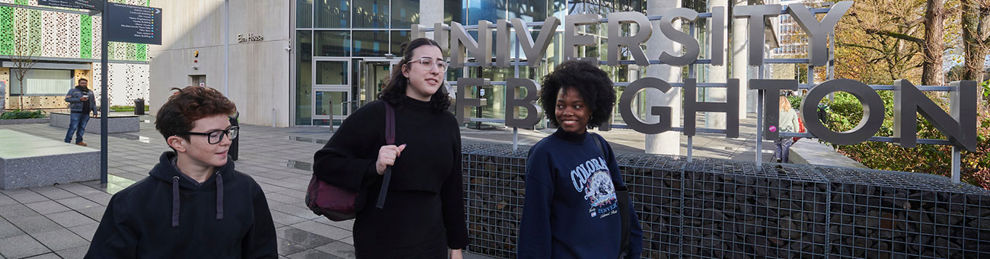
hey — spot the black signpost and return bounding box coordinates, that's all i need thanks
[39,1,162,184]
[94,2,162,184]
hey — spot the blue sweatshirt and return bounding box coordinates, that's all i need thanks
[518,129,643,259]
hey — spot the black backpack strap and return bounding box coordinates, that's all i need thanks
[376,102,396,209]
[592,134,631,258]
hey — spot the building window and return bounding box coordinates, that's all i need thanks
[316,0,350,28]
[9,69,74,96]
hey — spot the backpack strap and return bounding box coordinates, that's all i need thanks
[376,102,396,209]
[592,133,631,258]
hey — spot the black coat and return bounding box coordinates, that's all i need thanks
[313,98,468,258]
[85,152,277,258]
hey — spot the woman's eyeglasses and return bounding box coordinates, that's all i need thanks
[409,57,448,72]
[184,126,239,144]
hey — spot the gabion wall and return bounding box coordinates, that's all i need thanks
[461,144,990,258]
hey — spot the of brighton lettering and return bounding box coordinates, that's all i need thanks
[413,1,977,151]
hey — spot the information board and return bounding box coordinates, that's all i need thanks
[105,2,162,45]
[37,0,101,10]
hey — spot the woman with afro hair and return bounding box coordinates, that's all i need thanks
[518,60,643,259]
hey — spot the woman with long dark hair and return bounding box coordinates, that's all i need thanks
[313,38,467,258]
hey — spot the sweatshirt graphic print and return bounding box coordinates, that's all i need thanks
[570,157,618,218]
[518,130,643,259]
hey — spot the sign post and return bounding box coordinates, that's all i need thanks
[51,0,162,185]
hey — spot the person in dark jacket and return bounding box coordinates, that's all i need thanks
[64,78,98,146]
[518,61,643,259]
[312,38,468,258]
[228,111,239,161]
[85,86,277,258]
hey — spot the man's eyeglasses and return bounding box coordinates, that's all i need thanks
[409,57,448,72]
[184,126,239,144]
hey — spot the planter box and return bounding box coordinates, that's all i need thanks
[0,118,49,125]
[0,129,99,190]
[49,112,139,134]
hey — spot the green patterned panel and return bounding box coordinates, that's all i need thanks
[28,9,40,56]
[126,42,136,60]
[0,6,12,56]
[15,0,28,5]
[136,44,146,61]
[109,42,117,59]
[81,15,92,59]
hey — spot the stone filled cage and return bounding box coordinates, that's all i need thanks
[461,144,990,258]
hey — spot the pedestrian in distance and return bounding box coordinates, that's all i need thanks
[85,86,277,258]
[518,60,643,259]
[312,38,468,258]
[64,78,97,146]
[776,92,800,163]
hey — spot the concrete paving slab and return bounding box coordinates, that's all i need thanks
[54,245,89,259]
[28,228,88,251]
[0,234,49,259]
[0,217,26,239]
[68,223,99,242]
[24,201,71,215]
[45,211,96,228]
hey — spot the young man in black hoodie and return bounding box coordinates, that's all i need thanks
[85,86,277,258]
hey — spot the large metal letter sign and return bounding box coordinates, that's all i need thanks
[607,12,653,66]
[683,79,740,138]
[619,77,674,134]
[749,79,799,140]
[894,80,978,151]
[505,79,542,128]
[733,5,780,65]
[786,1,852,66]
[801,79,885,145]
[456,78,486,124]
[657,8,700,66]
[565,14,602,64]
[710,6,726,66]
[512,17,560,67]
[450,21,493,68]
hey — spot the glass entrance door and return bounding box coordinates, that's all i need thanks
[357,59,397,107]
[313,58,351,126]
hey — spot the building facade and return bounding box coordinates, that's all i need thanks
[0,0,151,113]
[150,0,790,138]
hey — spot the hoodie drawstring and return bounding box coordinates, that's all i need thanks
[171,176,180,227]
[216,172,224,220]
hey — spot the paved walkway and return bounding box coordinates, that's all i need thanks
[0,113,778,258]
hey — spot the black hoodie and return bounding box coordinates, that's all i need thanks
[85,152,278,258]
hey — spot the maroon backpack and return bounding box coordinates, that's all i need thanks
[306,102,395,221]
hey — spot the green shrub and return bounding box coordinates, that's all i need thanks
[824,91,990,190]
[0,110,45,120]
[109,105,150,112]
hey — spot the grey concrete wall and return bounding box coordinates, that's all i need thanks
[149,0,292,127]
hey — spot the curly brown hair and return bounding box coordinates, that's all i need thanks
[539,60,616,129]
[155,86,236,140]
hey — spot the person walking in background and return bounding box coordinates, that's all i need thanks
[518,60,643,259]
[64,78,97,146]
[776,92,800,163]
[312,38,467,258]
[85,86,277,258]
[228,111,239,161]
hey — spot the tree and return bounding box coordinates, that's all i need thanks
[839,0,951,86]
[961,0,990,104]
[4,8,39,110]
[836,0,925,84]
